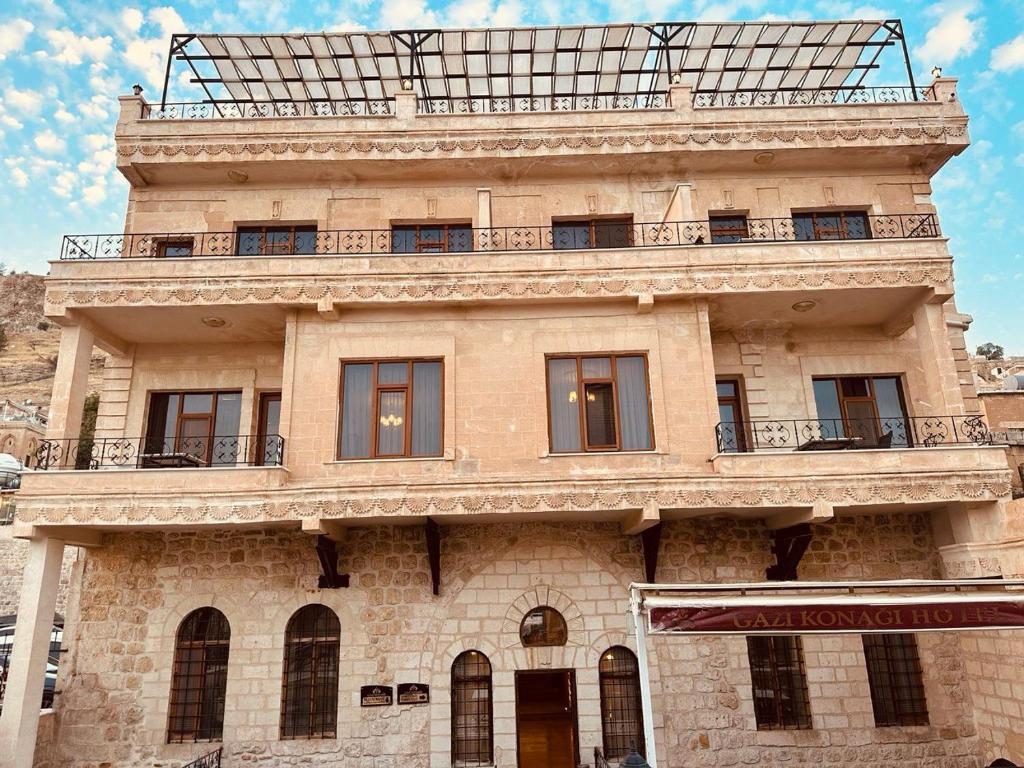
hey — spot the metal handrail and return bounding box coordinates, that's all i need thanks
[181,747,221,768]
[418,93,669,113]
[694,85,936,107]
[60,213,940,260]
[29,434,284,471]
[143,99,394,119]
[716,415,992,453]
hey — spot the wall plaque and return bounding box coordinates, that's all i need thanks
[397,683,430,705]
[360,685,393,707]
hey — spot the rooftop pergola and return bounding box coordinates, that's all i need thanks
[158,20,920,112]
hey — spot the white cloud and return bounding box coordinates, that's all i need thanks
[44,29,113,65]
[122,6,187,90]
[0,18,34,60]
[378,0,440,28]
[4,87,43,114]
[991,33,1024,73]
[82,133,110,152]
[34,129,66,153]
[121,8,144,34]
[915,2,981,68]
[54,106,75,123]
[82,182,107,205]
[78,95,112,120]
[51,169,76,197]
[10,167,29,188]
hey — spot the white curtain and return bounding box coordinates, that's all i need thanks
[547,359,581,452]
[412,362,442,456]
[616,356,652,450]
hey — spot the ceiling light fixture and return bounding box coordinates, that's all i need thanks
[227,169,248,183]
[791,300,817,313]
[754,151,775,165]
[201,316,227,328]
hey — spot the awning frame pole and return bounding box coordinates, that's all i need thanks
[631,585,658,767]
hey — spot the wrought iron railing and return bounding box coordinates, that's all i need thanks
[29,434,284,471]
[694,85,936,108]
[60,214,939,259]
[143,99,394,119]
[418,93,669,113]
[181,747,222,768]
[716,415,992,453]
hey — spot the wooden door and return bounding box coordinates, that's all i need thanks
[516,670,578,768]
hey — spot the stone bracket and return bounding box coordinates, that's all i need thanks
[641,522,663,583]
[315,535,350,589]
[426,517,441,596]
[766,523,813,581]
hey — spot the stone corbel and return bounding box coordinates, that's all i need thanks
[52,309,132,357]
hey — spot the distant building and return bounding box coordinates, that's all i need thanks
[0,400,46,466]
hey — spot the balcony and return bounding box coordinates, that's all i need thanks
[59,213,940,260]
[28,434,284,471]
[715,415,993,453]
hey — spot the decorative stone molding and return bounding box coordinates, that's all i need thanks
[15,470,1011,528]
[45,260,955,313]
[116,121,969,162]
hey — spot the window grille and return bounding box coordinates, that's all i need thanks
[519,606,568,647]
[451,650,493,766]
[280,605,340,739]
[746,636,812,730]
[862,634,929,726]
[167,608,230,743]
[599,646,645,760]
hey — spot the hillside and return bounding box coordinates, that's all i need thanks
[0,273,105,409]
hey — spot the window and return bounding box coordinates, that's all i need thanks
[552,217,633,249]
[716,379,747,452]
[519,607,568,647]
[391,224,473,253]
[280,605,340,740]
[167,608,230,743]
[338,359,443,459]
[812,376,909,447]
[546,354,653,453]
[256,392,282,466]
[599,646,645,760]
[154,237,195,258]
[793,211,871,241]
[862,634,929,727]
[236,225,317,256]
[144,391,243,467]
[746,636,812,730]
[452,650,493,766]
[709,215,749,244]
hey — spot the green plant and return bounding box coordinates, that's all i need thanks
[976,342,1005,361]
[75,393,100,470]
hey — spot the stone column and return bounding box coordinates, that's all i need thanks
[664,182,695,223]
[476,188,492,251]
[278,310,300,455]
[394,87,417,120]
[911,301,965,416]
[695,302,723,453]
[46,325,95,454]
[0,536,65,767]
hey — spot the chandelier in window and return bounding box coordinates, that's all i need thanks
[380,413,403,427]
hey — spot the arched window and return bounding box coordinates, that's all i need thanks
[280,605,340,739]
[451,650,492,766]
[519,606,568,647]
[167,607,230,743]
[599,646,645,760]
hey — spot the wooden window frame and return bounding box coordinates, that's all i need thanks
[545,353,654,454]
[154,237,195,258]
[451,650,493,767]
[746,635,813,730]
[144,389,243,465]
[551,215,635,249]
[708,214,750,244]
[166,607,230,744]
[390,222,474,253]
[519,606,568,648]
[716,377,748,453]
[862,634,929,727]
[255,391,282,467]
[812,375,911,444]
[235,225,318,256]
[280,605,340,740]
[793,210,872,241]
[338,358,445,460]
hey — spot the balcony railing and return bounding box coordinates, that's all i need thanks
[418,93,669,113]
[60,214,939,260]
[694,85,935,108]
[29,435,284,471]
[143,99,394,120]
[716,415,992,453]
[182,748,222,768]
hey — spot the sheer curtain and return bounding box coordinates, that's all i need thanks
[547,359,581,452]
[616,356,652,450]
[411,362,442,456]
[339,364,373,457]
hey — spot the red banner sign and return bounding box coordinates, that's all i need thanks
[649,601,1024,635]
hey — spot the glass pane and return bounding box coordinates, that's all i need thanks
[582,356,612,378]
[235,228,261,255]
[710,216,748,244]
[391,226,416,253]
[812,379,845,438]
[792,214,815,241]
[262,398,281,436]
[146,393,177,453]
[717,404,740,453]
[716,381,737,397]
[264,230,291,254]
[376,391,406,455]
[260,397,282,464]
[873,377,908,447]
[183,393,213,414]
[593,220,632,249]
[447,226,474,252]
[840,377,870,397]
[412,362,442,456]
[340,364,373,457]
[519,607,568,647]
[160,240,193,257]
[616,356,652,450]
[846,400,880,446]
[843,213,869,239]
[293,227,318,254]
[584,382,616,447]
[552,222,591,250]
[378,362,408,385]
[547,359,581,452]
[212,392,242,466]
[178,418,210,461]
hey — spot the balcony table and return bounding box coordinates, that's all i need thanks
[139,453,207,469]
[795,437,863,451]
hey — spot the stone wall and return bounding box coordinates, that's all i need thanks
[44,511,993,768]
[0,522,76,616]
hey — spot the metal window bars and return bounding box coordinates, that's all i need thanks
[451,650,493,766]
[59,213,940,260]
[862,634,929,727]
[746,635,813,730]
[167,608,231,743]
[598,647,645,761]
[280,605,341,740]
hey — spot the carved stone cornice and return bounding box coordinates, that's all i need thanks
[15,469,1011,528]
[45,259,954,313]
[115,121,969,162]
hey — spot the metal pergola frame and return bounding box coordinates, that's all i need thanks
[628,579,1024,767]
[158,19,919,111]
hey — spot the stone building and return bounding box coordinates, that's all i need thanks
[0,401,46,467]
[2,19,1024,768]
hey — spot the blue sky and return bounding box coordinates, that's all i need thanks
[1,0,1022,352]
